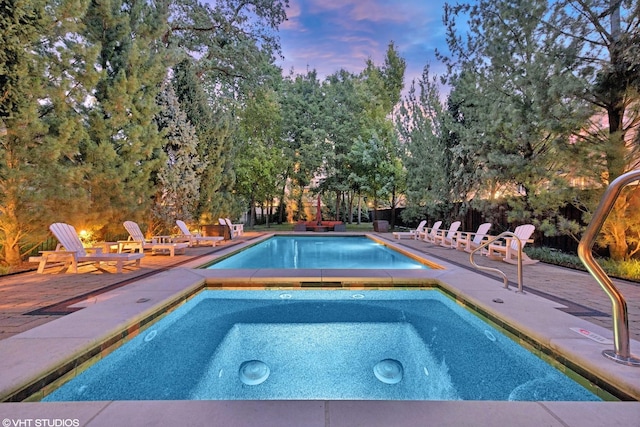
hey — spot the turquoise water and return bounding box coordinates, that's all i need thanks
[43,290,600,401]
[207,236,428,269]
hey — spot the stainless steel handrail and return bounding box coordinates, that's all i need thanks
[577,170,640,366]
[469,231,524,293]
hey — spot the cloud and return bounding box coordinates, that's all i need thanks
[281,0,303,30]
[278,0,452,92]
[305,0,414,23]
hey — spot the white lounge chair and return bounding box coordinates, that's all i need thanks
[219,218,241,239]
[121,221,188,257]
[487,224,538,265]
[433,221,461,248]
[175,220,224,247]
[418,221,442,243]
[225,218,244,236]
[454,223,492,253]
[29,223,144,274]
[392,220,427,240]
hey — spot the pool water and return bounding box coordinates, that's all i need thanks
[43,290,600,401]
[207,236,428,269]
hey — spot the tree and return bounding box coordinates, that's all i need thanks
[152,81,202,233]
[347,132,396,221]
[349,42,406,222]
[0,0,96,267]
[439,0,596,232]
[396,66,451,222]
[81,0,168,234]
[235,82,284,226]
[165,0,290,223]
[278,70,327,220]
[546,0,640,181]
[545,0,640,258]
[171,59,235,223]
[321,69,362,222]
[164,0,289,84]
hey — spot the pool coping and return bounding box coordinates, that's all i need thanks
[0,233,639,425]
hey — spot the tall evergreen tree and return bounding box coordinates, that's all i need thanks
[396,66,450,222]
[153,80,202,232]
[171,59,235,223]
[440,0,595,230]
[81,0,168,234]
[0,0,96,267]
[352,43,406,221]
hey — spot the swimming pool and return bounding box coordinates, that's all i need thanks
[206,236,430,269]
[43,290,601,401]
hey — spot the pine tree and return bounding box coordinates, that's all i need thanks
[153,81,202,232]
[396,66,450,222]
[171,59,234,223]
[81,0,168,234]
[0,0,96,267]
[440,0,595,228]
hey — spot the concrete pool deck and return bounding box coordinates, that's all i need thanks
[0,231,639,425]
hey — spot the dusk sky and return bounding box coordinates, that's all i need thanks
[276,0,453,88]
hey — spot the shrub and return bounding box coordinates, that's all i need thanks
[525,246,640,282]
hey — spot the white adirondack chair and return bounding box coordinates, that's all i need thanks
[219,218,241,239]
[29,223,144,273]
[225,218,244,236]
[487,224,538,265]
[392,220,427,240]
[121,221,188,257]
[418,221,443,243]
[175,220,224,247]
[454,223,493,253]
[433,221,462,248]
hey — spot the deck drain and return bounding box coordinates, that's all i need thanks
[239,360,270,385]
[136,298,151,303]
[373,359,403,384]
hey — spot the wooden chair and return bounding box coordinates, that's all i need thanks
[121,221,188,256]
[418,221,443,243]
[29,223,144,273]
[392,220,427,240]
[454,223,492,253]
[487,224,538,265]
[175,220,224,247]
[433,221,462,248]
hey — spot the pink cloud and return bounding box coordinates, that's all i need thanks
[306,0,419,23]
[281,0,303,30]
[277,0,450,89]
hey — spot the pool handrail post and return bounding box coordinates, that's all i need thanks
[577,169,640,367]
[469,231,524,293]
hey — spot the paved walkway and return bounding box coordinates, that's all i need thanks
[0,236,256,340]
[384,235,640,342]
[0,231,639,342]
